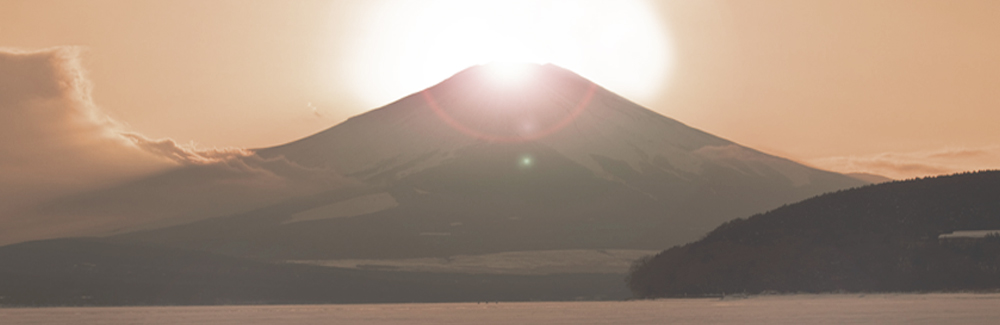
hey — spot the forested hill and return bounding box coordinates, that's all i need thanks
[628,170,1000,298]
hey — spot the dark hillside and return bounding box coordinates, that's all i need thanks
[0,238,628,306]
[628,171,1000,297]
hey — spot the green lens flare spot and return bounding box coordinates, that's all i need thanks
[519,155,533,168]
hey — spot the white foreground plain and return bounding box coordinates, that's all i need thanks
[3,293,999,324]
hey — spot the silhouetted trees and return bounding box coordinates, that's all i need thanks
[628,170,1000,298]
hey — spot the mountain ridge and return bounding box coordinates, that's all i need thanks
[258,64,737,180]
[103,63,866,261]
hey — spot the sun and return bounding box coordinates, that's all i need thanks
[339,0,674,108]
[482,62,537,86]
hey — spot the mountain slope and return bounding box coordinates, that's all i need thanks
[627,171,1000,297]
[0,155,348,246]
[258,64,839,190]
[110,64,865,261]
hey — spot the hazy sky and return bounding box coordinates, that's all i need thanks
[2,0,999,180]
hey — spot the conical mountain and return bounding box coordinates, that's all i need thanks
[260,63,729,182]
[106,63,865,262]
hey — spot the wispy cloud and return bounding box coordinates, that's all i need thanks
[1,47,168,207]
[0,47,355,245]
[0,47,330,214]
[120,132,333,183]
[809,146,1000,180]
[121,133,252,166]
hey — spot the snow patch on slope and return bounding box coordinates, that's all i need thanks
[290,249,660,275]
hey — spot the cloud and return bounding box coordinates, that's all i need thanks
[926,148,994,159]
[0,48,170,209]
[0,47,332,216]
[121,133,252,166]
[0,47,352,245]
[120,132,335,183]
[809,146,1000,180]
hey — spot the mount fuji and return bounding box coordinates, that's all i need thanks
[60,63,863,264]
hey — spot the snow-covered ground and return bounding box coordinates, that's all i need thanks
[290,249,660,274]
[4,293,998,324]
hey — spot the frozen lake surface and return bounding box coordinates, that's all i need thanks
[3,293,999,324]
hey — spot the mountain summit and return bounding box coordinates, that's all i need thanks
[99,63,865,262]
[260,63,731,182]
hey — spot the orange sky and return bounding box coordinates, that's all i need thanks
[2,0,999,180]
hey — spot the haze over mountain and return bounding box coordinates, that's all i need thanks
[39,63,863,265]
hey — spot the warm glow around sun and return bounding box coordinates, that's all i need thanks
[340,0,673,107]
[483,62,537,85]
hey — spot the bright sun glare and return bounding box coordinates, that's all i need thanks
[341,0,674,107]
[483,62,536,85]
